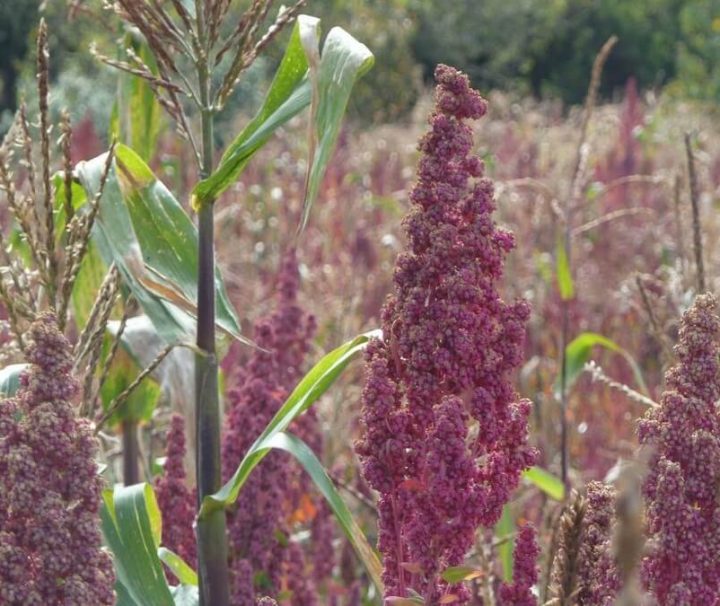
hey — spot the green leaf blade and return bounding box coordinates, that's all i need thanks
[299,26,374,232]
[191,15,318,207]
[101,484,174,606]
[201,329,379,514]
[522,466,565,501]
[263,432,383,595]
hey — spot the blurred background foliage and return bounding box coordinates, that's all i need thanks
[1,0,719,132]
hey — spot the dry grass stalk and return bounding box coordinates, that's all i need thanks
[684,132,705,293]
[584,361,658,408]
[94,342,201,431]
[58,142,116,329]
[59,110,75,225]
[82,291,121,412]
[673,172,687,278]
[635,274,674,364]
[545,490,586,606]
[0,150,47,281]
[74,263,121,370]
[37,19,58,308]
[90,296,134,415]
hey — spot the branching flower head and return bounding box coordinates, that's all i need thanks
[638,293,720,604]
[223,248,327,604]
[0,313,114,605]
[499,524,540,606]
[355,64,536,603]
[155,413,197,569]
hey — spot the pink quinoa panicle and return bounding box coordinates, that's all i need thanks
[154,413,197,568]
[355,64,537,602]
[223,248,326,604]
[499,524,540,606]
[638,293,720,604]
[576,482,620,605]
[0,313,115,605]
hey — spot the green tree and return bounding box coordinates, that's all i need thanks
[0,0,40,113]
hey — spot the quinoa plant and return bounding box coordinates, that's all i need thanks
[356,65,536,603]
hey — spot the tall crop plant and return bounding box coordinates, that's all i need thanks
[0,2,375,605]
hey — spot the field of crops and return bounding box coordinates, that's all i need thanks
[1,2,720,605]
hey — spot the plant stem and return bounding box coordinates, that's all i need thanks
[122,419,140,485]
[194,2,230,603]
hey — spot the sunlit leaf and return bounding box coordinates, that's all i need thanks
[158,547,198,587]
[554,331,648,398]
[298,25,374,232]
[522,466,565,501]
[201,329,379,515]
[555,236,574,301]
[200,330,382,592]
[191,16,318,208]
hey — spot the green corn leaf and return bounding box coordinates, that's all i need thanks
[201,329,379,517]
[261,432,383,594]
[556,236,574,301]
[77,145,247,346]
[100,484,174,606]
[158,548,198,587]
[191,15,319,208]
[554,331,648,398]
[0,364,27,397]
[298,25,374,233]
[522,466,565,501]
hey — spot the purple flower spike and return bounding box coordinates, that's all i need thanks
[155,413,197,569]
[355,64,537,603]
[499,524,540,606]
[638,293,720,604]
[0,313,115,605]
[576,482,620,605]
[223,248,327,604]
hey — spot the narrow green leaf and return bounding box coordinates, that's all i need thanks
[441,566,483,584]
[385,598,425,605]
[298,26,374,232]
[554,331,648,398]
[263,432,383,594]
[158,547,198,586]
[494,505,515,583]
[100,484,174,606]
[0,364,27,397]
[556,236,574,301]
[522,466,565,501]
[191,16,318,207]
[201,329,379,516]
